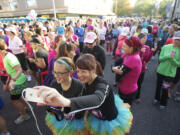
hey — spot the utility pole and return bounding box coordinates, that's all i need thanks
[115,0,118,15]
[52,0,57,20]
[171,0,178,20]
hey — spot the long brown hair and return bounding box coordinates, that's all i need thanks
[56,41,76,59]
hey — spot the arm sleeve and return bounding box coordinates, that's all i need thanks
[69,83,109,114]
[99,49,106,70]
[8,54,20,67]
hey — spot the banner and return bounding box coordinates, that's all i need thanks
[26,9,37,21]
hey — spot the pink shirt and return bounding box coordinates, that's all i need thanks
[48,50,57,63]
[118,53,142,94]
[25,41,33,58]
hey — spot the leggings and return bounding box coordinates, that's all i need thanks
[155,73,173,106]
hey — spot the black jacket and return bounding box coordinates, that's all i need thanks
[69,77,118,121]
[83,45,106,70]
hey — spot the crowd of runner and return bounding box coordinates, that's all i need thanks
[0,17,180,135]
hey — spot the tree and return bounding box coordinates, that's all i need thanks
[113,0,133,16]
[133,0,156,16]
[159,0,174,17]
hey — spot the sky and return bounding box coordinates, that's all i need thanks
[129,0,137,6]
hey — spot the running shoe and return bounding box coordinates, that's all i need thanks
[152,99,159,105]
[159,105,166,110]
[14,114,31,124]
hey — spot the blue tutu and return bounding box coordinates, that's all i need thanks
[85,94,133,135]
[45,113,87,135]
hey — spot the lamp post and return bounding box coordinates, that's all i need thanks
[116,0,118,14]
[171,0,177,20]
[52,0,57,20]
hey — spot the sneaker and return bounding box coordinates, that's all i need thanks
[26,75,32,81]
[152,99,159,105]
[174,97,180,102]
[14,114,31,124]
[159,105,166,110]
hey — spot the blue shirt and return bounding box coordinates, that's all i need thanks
[57,26,64,35]
[112,29,120,38]
[142,22,149,28]
[74,27,84,43]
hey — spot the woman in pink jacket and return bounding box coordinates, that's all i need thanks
[136,33,157,102]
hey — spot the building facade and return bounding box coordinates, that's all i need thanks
[0,0,114,17]
[174,0,180,18]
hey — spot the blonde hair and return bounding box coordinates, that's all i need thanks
[55,57,75,71]
[24,31,33,37]
[171,24,179,31]
[0,39,7,50]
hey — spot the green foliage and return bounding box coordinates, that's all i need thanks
[113,0,174,17]
[159,0,174,17]
[113,0,133,16]
[133,0,156,16]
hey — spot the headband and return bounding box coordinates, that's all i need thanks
[56,58,71,71]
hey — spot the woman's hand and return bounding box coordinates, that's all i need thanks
[28,58,35,63]
[141,48,146,53]
[9,80,15,89]
[151,45,158,52]
[112,66,123,75]
[33,86,71,107]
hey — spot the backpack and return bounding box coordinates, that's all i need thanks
[152,25,158,34]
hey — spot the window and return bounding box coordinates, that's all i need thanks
[9,1,18,10]
[26,0,37,8]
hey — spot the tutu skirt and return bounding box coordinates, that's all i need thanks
[85,94,133,135]
[45,113,87,135]
[46,94,133,135]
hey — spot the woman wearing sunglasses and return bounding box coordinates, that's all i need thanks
[112,36,142,105]
[43,41,76,86]
[45,57,85,135]
[34,54,133,135]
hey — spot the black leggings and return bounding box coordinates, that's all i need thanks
[155,73,173,106]
[136,73,145,99]
[173,67,180,84]
[118,90,138,105]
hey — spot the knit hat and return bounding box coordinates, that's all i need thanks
[124,36,142,49]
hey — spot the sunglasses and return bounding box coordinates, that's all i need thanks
[52,71,69,76]
[86,42,94,46]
